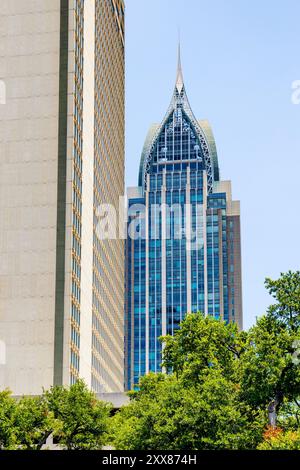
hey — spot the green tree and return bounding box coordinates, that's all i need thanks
[265,271,300,330]
[112,314,264,450]
[113,272,300,449]
[0,390,17,449]
[112,371,264,450]
[45,380,111,450]
[0,381,112,450]
[162,313,246,383]
[13,396,58,450]
[239,272,300,426]
[1,272,299,451]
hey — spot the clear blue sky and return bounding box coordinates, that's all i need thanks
[125,0,300,330]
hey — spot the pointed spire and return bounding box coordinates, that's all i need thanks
[175,40,184,94]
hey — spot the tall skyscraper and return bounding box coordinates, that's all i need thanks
[0,0,125,395]
[125,46,243,390]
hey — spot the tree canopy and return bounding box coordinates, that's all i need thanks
[0,381,111,450]
[112,271,300,450]
[45,380,111,450]
[112,313,264,450]
[1,271,300,450]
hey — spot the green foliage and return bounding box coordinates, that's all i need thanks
[265,271,300,330]
[162,313,246,383]
[1,271,300,451]
[13,396,58,450]
[112,314,265,450]
[0,381,111,450]
[258,428,300,450]
[0,390,17,449]
[45,380,111,450]
[112,271,300,450]
[238,272,300,420]
[239,315,300,410]
[112,371,264,450]
[276,400,300,429]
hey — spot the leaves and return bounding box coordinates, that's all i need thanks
[162,312,244,384]
[233,272,300,431]
[112,272,300,450]
[45,380,112,450]
[0,390,17,449]
[112,314,265,450]
[13,396,57,450]
[111,370,265,450]
[1,271,300,450]
[258,428,300,450]
[265,271,300,331]
[0,381,111,450]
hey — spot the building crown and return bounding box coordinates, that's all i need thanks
[139,43,220,193]
[175,42,184,95]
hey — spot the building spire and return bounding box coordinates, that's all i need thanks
[175,39,184,94]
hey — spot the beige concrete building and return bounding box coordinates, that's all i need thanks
[0,0,125,395]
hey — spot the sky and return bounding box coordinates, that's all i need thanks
[125,0,300,330]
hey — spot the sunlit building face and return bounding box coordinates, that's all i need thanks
[0,0,125,395]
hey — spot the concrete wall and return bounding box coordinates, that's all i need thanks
[0,0,61,394]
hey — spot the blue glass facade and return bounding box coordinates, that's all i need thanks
[125,48,243,390]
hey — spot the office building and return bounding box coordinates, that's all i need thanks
[125,46,242,390]
[0,0,125,395]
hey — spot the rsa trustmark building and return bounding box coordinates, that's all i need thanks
[125,46,243,390]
